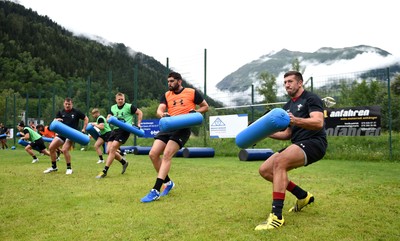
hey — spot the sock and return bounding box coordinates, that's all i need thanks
[103,166,110,173]
[51,162,57,169]
[119,158,126,165]
[66,163,71,169]
[153,178,164,192]
[272,192,285,219]
[287,181,308,199]
[32,155,37,159]
[99,155,103,160]
[164,175,171,183]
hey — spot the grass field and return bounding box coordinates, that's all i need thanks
[1,148,399,241]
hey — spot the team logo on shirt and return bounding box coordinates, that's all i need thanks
[173,99,184,106]
[297,104,303,111]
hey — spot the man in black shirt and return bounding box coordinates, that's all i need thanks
[43,97,88,175]
[255,71,327,231]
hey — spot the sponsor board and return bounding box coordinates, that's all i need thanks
[324,106,381,136]
[209,114,248,138]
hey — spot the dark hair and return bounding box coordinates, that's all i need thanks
[168,72,182,81]
[64,97,73,102]
[284,71,303,82]
[36,124,44,130]
[18,121,25,127]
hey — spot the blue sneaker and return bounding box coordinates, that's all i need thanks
[160,181,175,196]
[141,189,160,203]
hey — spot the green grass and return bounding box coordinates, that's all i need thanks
[1,148,399,241]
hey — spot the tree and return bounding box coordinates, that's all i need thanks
[256,72,277,104]
[291,58,305,74]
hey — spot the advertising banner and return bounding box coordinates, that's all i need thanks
[209,114,248,138]
[324,106,381,136]
[140,119,160,138]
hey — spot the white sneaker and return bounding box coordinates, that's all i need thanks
[43,167,58,174]
[32,159,39,163]
[97,159,104,164]
[66,169,73,175]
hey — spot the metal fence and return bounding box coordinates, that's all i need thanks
[1,66,398,157]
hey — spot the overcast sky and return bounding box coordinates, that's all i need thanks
[15,0,400,101]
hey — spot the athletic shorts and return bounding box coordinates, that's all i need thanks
[279,137,327,166]
[29,138,47,151]
[99,132,111,142]
[56,136,67,142]
[154,128,191,149]
[108,129,130,144]
[56,136,76,144]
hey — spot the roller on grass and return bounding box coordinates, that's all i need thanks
[238,148,274,161]
[133,146,152,155]
[120,146,136,154]
[235,108,290,149]
[49,121,90,145]
[182,147,215,158]
[159,112,203,132]
[175,148,185,157]
[107,116,145,137]
[86,123,101,140]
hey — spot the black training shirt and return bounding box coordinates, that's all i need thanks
[283,90,327,143]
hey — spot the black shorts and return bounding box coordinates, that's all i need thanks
[29,138,47,152]
[154,128,191,149]
[279,138,327,166]
[99,132,111,142]
[56,136,67,142]
[108,129,130,144]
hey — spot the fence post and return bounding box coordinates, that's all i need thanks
[251,84,255,123]
[13,94,16,146]
[108,70,112,109]
[133,64,138,146]
[25,93,29,125]
[203,48,207,147]
[386,67,392,160]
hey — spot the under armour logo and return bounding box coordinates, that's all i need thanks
[173,99,184,106]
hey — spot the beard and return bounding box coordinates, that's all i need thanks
[169,84,180,92]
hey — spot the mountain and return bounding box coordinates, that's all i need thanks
[216,46,400,93]
[0,1,223,111]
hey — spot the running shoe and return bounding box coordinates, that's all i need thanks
[96,172,107,179]
[254,213,284,231]
[43,167,58,174]
[141,189,160,203]
[160,181,175,196]
[121,161,129,174]
[289,192,314,212]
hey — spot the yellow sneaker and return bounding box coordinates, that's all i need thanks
[289,192,314,212]
[254,213,284,230]
[96,172,107,179]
